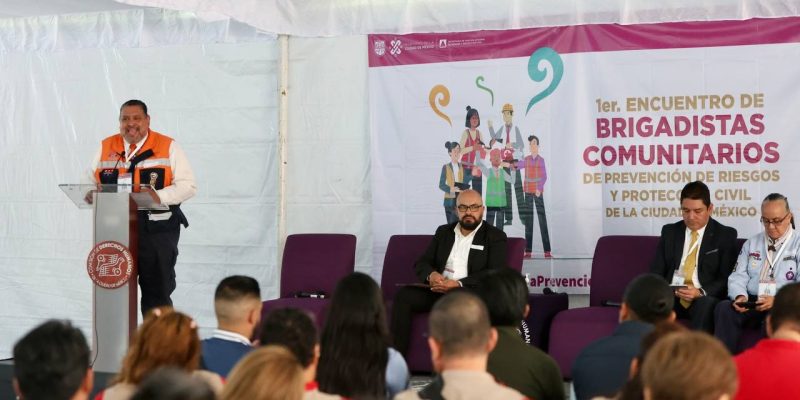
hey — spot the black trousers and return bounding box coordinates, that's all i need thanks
[137,215,180,316]
[522,192,551,252]
[673,294,719,333]
[714,299,767,353]
[390,286,444,356]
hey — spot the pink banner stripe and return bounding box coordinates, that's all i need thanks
[368,17,800,67]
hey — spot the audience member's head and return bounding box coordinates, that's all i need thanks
[641,332,737,400]
[617,321,687,400]
[214,275,262,338]
[259,307,319,382]
[428,291,496,371]
[130,367,215,400]
[317,272,390,399]
[13,320,93,400]
[477,268,529,326]
[621,274,675,324]
[115,307,201,385]
[220,345,304,400]
[767,282,800,336]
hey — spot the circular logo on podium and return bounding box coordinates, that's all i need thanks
[87,241,133,289]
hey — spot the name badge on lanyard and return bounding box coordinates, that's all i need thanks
[117,172,132,193]
[671,238,700,286]
[760,231,793,297]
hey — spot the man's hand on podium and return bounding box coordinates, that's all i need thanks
[84,189,96,205]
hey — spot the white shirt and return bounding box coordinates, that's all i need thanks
[86,130,197,205]
[681,224,707,288]
[446,221,483,281]
[210,328,252,346]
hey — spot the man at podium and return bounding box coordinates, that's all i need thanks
[88,99,197,314]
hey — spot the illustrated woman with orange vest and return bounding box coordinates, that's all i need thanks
[89,99,197,315]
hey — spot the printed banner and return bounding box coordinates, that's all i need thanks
[369,18,800,293]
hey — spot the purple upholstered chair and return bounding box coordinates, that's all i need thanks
[380,235,551,373]
[260,234,356,330]
[507,237,526,272]
[548,235,660,379]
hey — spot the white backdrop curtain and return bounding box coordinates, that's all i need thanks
[4,0,800,358]
[117,0,800,36]
[0,8,279,358]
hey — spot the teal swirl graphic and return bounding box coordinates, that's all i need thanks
[526,47,564,115]
[475,76,494,106]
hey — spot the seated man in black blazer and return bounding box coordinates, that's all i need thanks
[650,180,738,332]
[390,189,508,356]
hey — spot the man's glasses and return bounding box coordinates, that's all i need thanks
[457,204,483,212]
[761,213,791,226]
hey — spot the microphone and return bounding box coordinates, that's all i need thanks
[111,151,125,171]
[542,287,554,295]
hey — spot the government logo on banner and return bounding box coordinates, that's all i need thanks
[87,241,133,289]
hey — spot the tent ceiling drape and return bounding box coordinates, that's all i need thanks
[116,0,800,36]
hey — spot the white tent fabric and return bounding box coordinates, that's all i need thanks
[0,8,279,358]
[3,0,800,360]
[116,0,800,36]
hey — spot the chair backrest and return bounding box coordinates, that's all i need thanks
[280,234,357,298]
[380,235,433,302]
[506,237,525,272]
[589,235,661,307]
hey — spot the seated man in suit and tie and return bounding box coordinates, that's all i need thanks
[390,189,508,357]
[650,180,738,332]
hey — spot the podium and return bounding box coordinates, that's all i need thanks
[60,184,167,373]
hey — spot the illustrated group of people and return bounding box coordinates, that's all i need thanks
[439,103,551,258]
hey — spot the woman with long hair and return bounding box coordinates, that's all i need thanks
[317,272,409,399]
[220,345,304,400]
[97,307,223,400]
[459,105,487,194]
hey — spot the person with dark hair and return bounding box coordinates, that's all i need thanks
[317,272,409,399]
[513,134,551,258]
[572,274,676,400]
[640,331,737,400]
[395,291,525,400]
[88,99,197,315]
[459,105,487,194]
[733,282,800,399]
[439,141,472,224]
[391,189,507,357]
[488,103,525,226]
[130,368,215,400]
[13,320,93,400]
[259,308,340,399]
[614,321,687,400]
[715,193,800,353]
[201,275,262,377]
[479,269,564,400]
[650,180,738,332]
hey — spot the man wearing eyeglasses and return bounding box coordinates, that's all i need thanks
[650,180,739,333]
[714,193,800,353]
[390,189,508,357]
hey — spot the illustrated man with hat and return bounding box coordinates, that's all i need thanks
[488,103,525,227]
